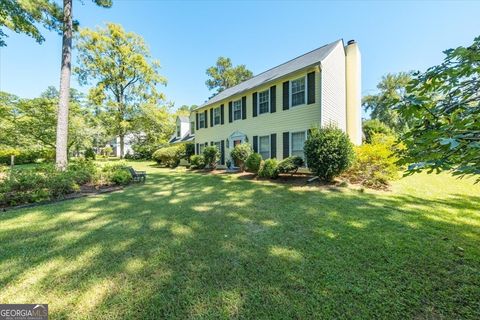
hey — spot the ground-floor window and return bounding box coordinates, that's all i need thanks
[259,135,270,159]
[199,143,205,154]
[214,141,222,164]
[291,131,307,160]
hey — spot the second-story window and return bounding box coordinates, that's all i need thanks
[198,113,206,128]
[291,77,306,107]
[190,121,195,134]
[258,90,270,114]
[233,99,242,121]
[213,107,221,126]
[176,124,181,137]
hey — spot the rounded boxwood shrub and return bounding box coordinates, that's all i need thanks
[203,146,220,170]
[152,144,185,168]
[245,153,262,173]
[278,156,304,174]
[304,126,354,182]
[190,155,205,169]
[230,143,252,171]
[258,158,279,179]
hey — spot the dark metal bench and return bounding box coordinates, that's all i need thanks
[127,166,146,182]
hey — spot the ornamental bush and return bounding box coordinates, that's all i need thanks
[230,143,252,171]
[190,155,205,169]
[203,146,220,170]
[258,158,279,179]
[245,153,262,173]
[277,156,304,175]
[304,126,354,182]
[152,144,186,168]
[344,134,399,189]
[0,148,53,165]
[362,119,393,144]
[84,147,96,160]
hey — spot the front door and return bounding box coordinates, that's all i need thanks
[233,140,242,166]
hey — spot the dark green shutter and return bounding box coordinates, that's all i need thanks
[220,140,225,165]
[204,110,208,128]
[196,143,199,155]
[210,108,214,127]
[253,136,258,153]
[228,101,233,122]
[270,85,276,113]
[283,132,289,159]
[220,104,224,124]
[196,113,199,130]
[307,71,315,104]
[241,96,247,119]
[270,133,277,159]
[252,92,258,117]
[283,81,289,110]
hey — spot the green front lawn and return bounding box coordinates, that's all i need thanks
[1,162,479,319]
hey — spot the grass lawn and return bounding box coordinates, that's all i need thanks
[0,161,479,319]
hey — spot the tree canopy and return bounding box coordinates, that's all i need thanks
[205,57,253,94]
[362,72,413,133]
[398,36,480,181]
[75,22,167,157]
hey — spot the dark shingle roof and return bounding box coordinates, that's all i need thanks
[197,40,342,109]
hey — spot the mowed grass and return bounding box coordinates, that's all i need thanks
[0,161,479,319]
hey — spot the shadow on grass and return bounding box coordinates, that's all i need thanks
[0,169,479,319]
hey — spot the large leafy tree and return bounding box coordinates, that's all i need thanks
[398,36,480,181]
[0,0,111,169]
[205,57,253,94]
[362,72,413,133]
[75,23,167,158]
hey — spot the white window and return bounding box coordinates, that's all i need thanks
[233,99,242,121]
[176,124,181,137]
[259,135,270,160]
[214,141,222,164]
[290,77,306,107]
[291,131,306,160]
[198,113,205,128]
[199,143,205,154]
[258,90,270,114]
[190,121,195,134]
[213,107,221,126]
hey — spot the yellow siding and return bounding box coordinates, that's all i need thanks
[194,67,321,161]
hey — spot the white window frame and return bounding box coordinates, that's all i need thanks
[290,130,307,161]
[257,89,270,115]
[289,76,307,108]
[258,135,271,160]
[214,141,222,164]
[233,99,242,121]
[176,124,181,137]
[198,113,206,128]
[199,143,205,154]
[213,107,221,126]
[190,121,195,134]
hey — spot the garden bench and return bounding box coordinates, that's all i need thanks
[127,166,146,182]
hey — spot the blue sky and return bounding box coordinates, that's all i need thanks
[1,0,479,110]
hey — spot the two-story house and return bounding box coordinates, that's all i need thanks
[192,39,361,167]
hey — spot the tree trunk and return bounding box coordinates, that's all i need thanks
[119,134,125,159]
[55,0,73,170]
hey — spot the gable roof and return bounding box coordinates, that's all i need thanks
[197,39,343,109]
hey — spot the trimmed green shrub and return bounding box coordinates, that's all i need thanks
[304,126,354,182]
[362,119,393,144]
[110,169,133,185]
[278,156,304,174]
[245,153,262,173]
[152,144,186,168]
[203,146,220,170]
[258,158,279,179]
[344,134,399,189]
[190,155,205,169]
[84,147,96,160]
[230,143,252,171]
[68,159,96,184]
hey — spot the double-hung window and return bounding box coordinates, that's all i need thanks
[291,77,306,107]
[233,99,242,121]
[190,121,195,134]
[213,107,221,126]
[259,135,270,160]
[214,141,222,164]
[198,113,205,128]
[199,143,205,154]
[291,131,306,160]
[258,90,270,114]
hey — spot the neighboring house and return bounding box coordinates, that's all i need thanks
[192,39,362,167]
[109,133,138,157]
[168,115,195,145]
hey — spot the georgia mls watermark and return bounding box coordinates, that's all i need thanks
[0,304,48,320]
